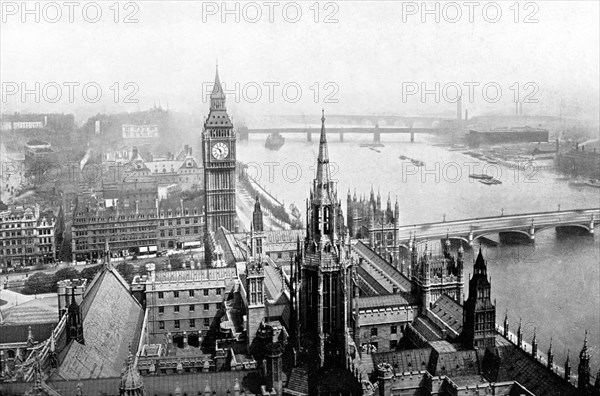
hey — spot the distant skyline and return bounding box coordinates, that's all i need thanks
[1,1,598,124]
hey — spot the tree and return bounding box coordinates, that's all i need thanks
[51,267,81,292]
[21,272,55,295]
[169,255,184,271]
[80,265,102,283]
[115,262,135,283]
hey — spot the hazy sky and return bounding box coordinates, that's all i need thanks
[1,1,599,123]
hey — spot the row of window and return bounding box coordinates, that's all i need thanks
[157,303,220,314]
[159,227,201,237]
[370,325,400,337]
[158,318,210,329]
[157,289,221,299]
[159,217,201,226]
[1,247,52,256]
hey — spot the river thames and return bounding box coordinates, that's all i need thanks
[238,132,600,375]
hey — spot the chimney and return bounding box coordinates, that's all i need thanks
[132,147,138,159]
[184,145,189,155]
[189,147,192,156]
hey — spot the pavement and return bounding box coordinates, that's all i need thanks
[236,186,287,232]
[0,288,56,313]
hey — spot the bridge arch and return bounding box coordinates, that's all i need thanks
[473,230,532,243]
[536,224,592,234]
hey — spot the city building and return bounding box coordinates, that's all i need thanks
[202,66,238,264]
[347,188,400,266]
[0,113,74,132]
[157,195,204,250]
[70,193,159,262]
[122,124,159,139]
[468,126,549,147]
[23,140,55,161]
[556,143,600,179]
[71,190,205,262]
[124,145,203,190]
[0,204,56,268]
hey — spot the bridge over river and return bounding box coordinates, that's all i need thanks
[396,208,599,247]
[240,126,459,143]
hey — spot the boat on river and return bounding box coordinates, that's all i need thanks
[479,178,502,185]
[469,173,493,180]
[265,132,285,150]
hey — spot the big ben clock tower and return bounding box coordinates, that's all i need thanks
[202,66,237,263]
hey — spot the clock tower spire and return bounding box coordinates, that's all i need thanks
[202,64,237,266]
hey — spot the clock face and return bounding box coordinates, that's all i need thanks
[211,142,229,160]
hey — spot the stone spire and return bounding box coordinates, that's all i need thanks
[210,64,226,111]
[531,328,538,358]
[578,330,591,390]
[27,326,35,348]
[547,338,554,369]
[565,350,571,381]
[315,109,331,196]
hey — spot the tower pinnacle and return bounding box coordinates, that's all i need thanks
[314,109,331,202]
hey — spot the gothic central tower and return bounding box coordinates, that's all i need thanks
[202,66,237,263]
[300,110,350,369]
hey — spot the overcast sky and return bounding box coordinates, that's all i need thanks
[1,1,598,123]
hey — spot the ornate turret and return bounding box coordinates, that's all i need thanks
[503,309,509,337]
[565,351,571,381]
[547,338,554,369]
[300,110,351,370]
[27,326,35,349]
[462,248,496,349]
[443,235,451,255]
[531,329,538,358]
[119,349,145,396]
[253,196,264,232]
[578,331,591,390]
[49,326,58,369]
[368,203,375,246]
[67,288,84,345]
[517,319,523,348]
[24,356,60,396]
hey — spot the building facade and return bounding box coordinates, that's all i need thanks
[0,204,56,268]
[122,124,159,139]
[347,188,401,266]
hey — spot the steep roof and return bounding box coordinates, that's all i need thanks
[0,323,55,344]
[353,240,412,292]
[358,294,415,310]
[1,297,59,325]
[481,336,578,396]
[53,266,144,380]
[2,370,263,395]
[429,294,464,335]
[372,348,432,374]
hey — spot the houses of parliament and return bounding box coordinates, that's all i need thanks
[0,68,599,396]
